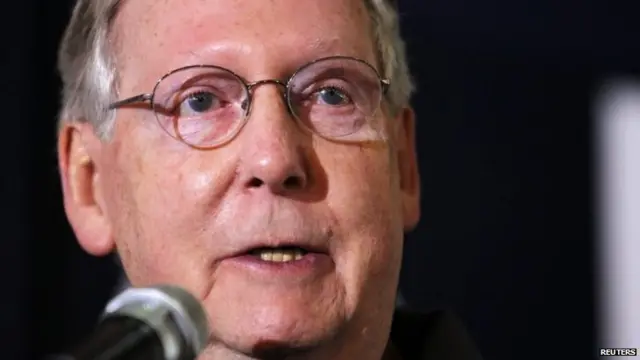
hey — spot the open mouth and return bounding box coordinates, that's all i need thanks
[230,244,333,277]
[248,246,310,262]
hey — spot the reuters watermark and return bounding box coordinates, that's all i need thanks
[599,348,638,357]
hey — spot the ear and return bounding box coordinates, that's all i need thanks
[394,107,421,231]
[58,122,114,256]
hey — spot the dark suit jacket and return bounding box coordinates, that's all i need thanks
[385,309,483,360]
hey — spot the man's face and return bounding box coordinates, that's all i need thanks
[59,0,419,358]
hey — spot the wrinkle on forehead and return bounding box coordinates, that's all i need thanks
[183,36,344,64]
[177,35,354,81]
[113,0,376,90]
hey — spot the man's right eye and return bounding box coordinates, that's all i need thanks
[179,91,220,116]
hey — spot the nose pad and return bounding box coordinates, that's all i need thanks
[247,79,288,91]
[244,79,290,116]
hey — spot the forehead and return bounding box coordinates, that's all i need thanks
[113,0,377,81]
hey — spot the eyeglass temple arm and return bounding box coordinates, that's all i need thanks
[381,79,391,94]
[108,93,153,110]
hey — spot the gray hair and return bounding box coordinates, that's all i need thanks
[57,0,415,139]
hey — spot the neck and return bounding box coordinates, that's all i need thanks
[381,341,403,360]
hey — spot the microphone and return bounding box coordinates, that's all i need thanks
[53,285,209,360]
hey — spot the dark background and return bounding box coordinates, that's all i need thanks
[2,1,639,359]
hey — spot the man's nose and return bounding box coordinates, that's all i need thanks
[237,84,309,195]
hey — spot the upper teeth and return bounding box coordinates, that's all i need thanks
[256,248,304,262]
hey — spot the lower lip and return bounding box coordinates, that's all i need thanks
[222,252,333,279]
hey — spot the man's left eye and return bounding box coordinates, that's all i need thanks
[316,87,350,106]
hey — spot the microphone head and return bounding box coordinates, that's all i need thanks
[103,285,210,359]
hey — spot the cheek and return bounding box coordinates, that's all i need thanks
[101,138,228,291]
[321,144,404,295]
[325,143,402,235]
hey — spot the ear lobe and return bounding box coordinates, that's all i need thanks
[58,122,114,256]
[395,107,421,231]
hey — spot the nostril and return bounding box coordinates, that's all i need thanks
[283,176,303,189]
[244,174,306,191]
[247,178,264,187]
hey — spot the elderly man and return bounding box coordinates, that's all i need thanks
[56,0,481,358]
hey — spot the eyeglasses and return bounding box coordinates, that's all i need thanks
[108,56,390,149]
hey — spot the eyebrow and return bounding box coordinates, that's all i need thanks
[177,37,369,78]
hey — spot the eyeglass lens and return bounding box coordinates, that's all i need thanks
[151,58,384,148]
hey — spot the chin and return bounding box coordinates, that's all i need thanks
[200,264,351,354]
[205,298,346,357]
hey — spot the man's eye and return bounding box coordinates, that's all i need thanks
[179,91,220,115]
[315,87,351,106]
